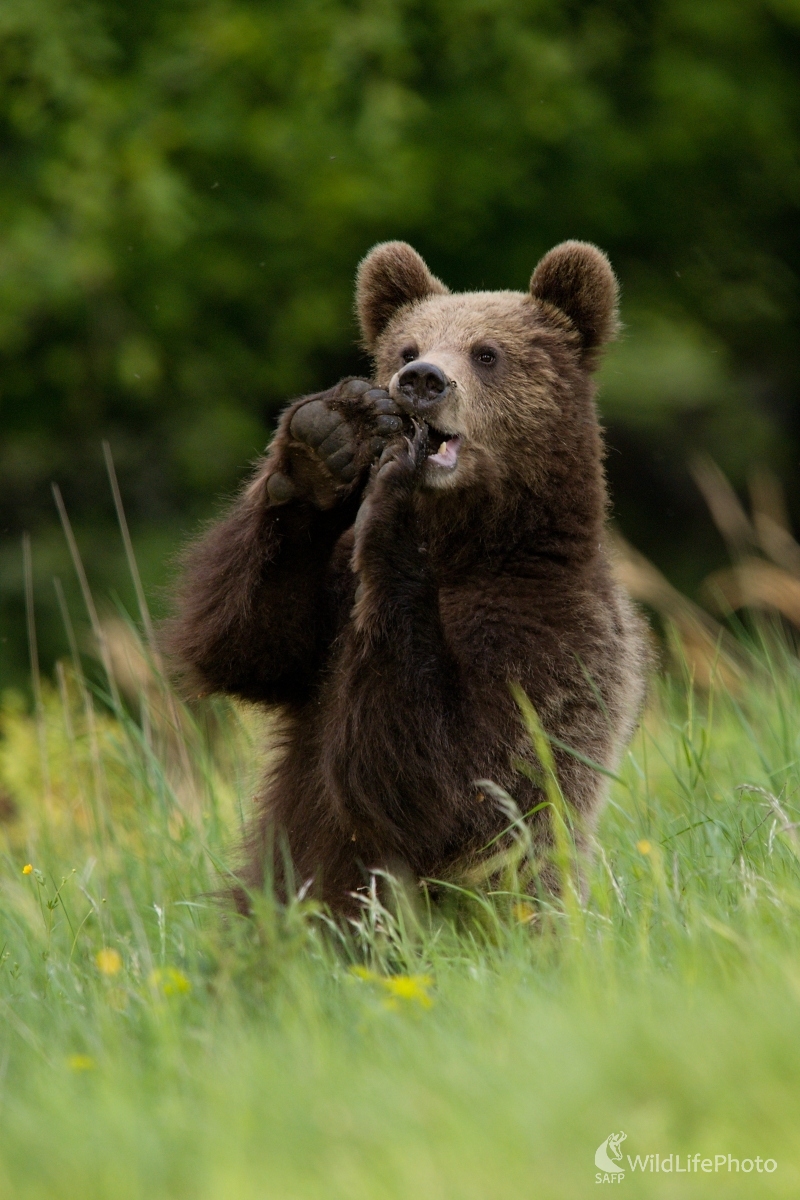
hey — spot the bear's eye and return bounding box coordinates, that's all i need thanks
[474,346,497,366]
[400,346,418,364]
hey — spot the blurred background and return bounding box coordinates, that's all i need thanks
[1,0,799,689]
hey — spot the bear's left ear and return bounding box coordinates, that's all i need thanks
[356,241,449,350]
[530,241,619,368]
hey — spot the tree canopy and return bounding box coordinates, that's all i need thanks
[2,0,800,683]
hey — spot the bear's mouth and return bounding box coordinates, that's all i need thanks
[425,425,462,470]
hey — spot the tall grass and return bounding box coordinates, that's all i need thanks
[2,578,800,1195]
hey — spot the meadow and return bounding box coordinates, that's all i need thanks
[1,599,800,1198]
[3,2,799,1194]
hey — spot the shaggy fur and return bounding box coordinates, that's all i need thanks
[166,240,647,913]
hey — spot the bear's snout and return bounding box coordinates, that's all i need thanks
[393,361,450,414]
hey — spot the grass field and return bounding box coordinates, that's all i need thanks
[1,620,800,1199]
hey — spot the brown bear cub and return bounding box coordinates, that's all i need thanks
[167,240,647,913]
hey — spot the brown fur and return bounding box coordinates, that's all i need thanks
[166,241,647,913]
[357,241,449,349]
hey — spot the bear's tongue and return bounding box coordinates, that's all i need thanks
[427,435,461,469]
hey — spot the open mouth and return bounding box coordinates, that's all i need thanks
[425,425,462,470]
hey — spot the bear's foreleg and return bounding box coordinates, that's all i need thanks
[330,425,473,860]
[166,380,404,704]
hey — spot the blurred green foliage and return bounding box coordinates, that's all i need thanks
[2,0,800,684]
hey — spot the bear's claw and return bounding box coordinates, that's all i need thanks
[374,418,429,483]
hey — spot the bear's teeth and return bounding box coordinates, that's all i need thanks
[438,441,448,455]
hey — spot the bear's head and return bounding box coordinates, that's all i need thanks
[356,240,619,498]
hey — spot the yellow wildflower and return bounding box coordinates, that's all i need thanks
[95,948,122,976]
[349,966,433,1009]
[382,974,433,1007]
[67,1054,95,1071]
[149,967,191,997]
[636,839,652,855]
[350,965,379,983]
[22,864,32,875]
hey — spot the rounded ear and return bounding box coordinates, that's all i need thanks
[356,241,449,350]
[530,241,619,367]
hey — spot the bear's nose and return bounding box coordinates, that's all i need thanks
[395,361,449,412]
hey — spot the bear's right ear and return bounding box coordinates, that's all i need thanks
[356,241,449,350]
[530,241,619,368]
